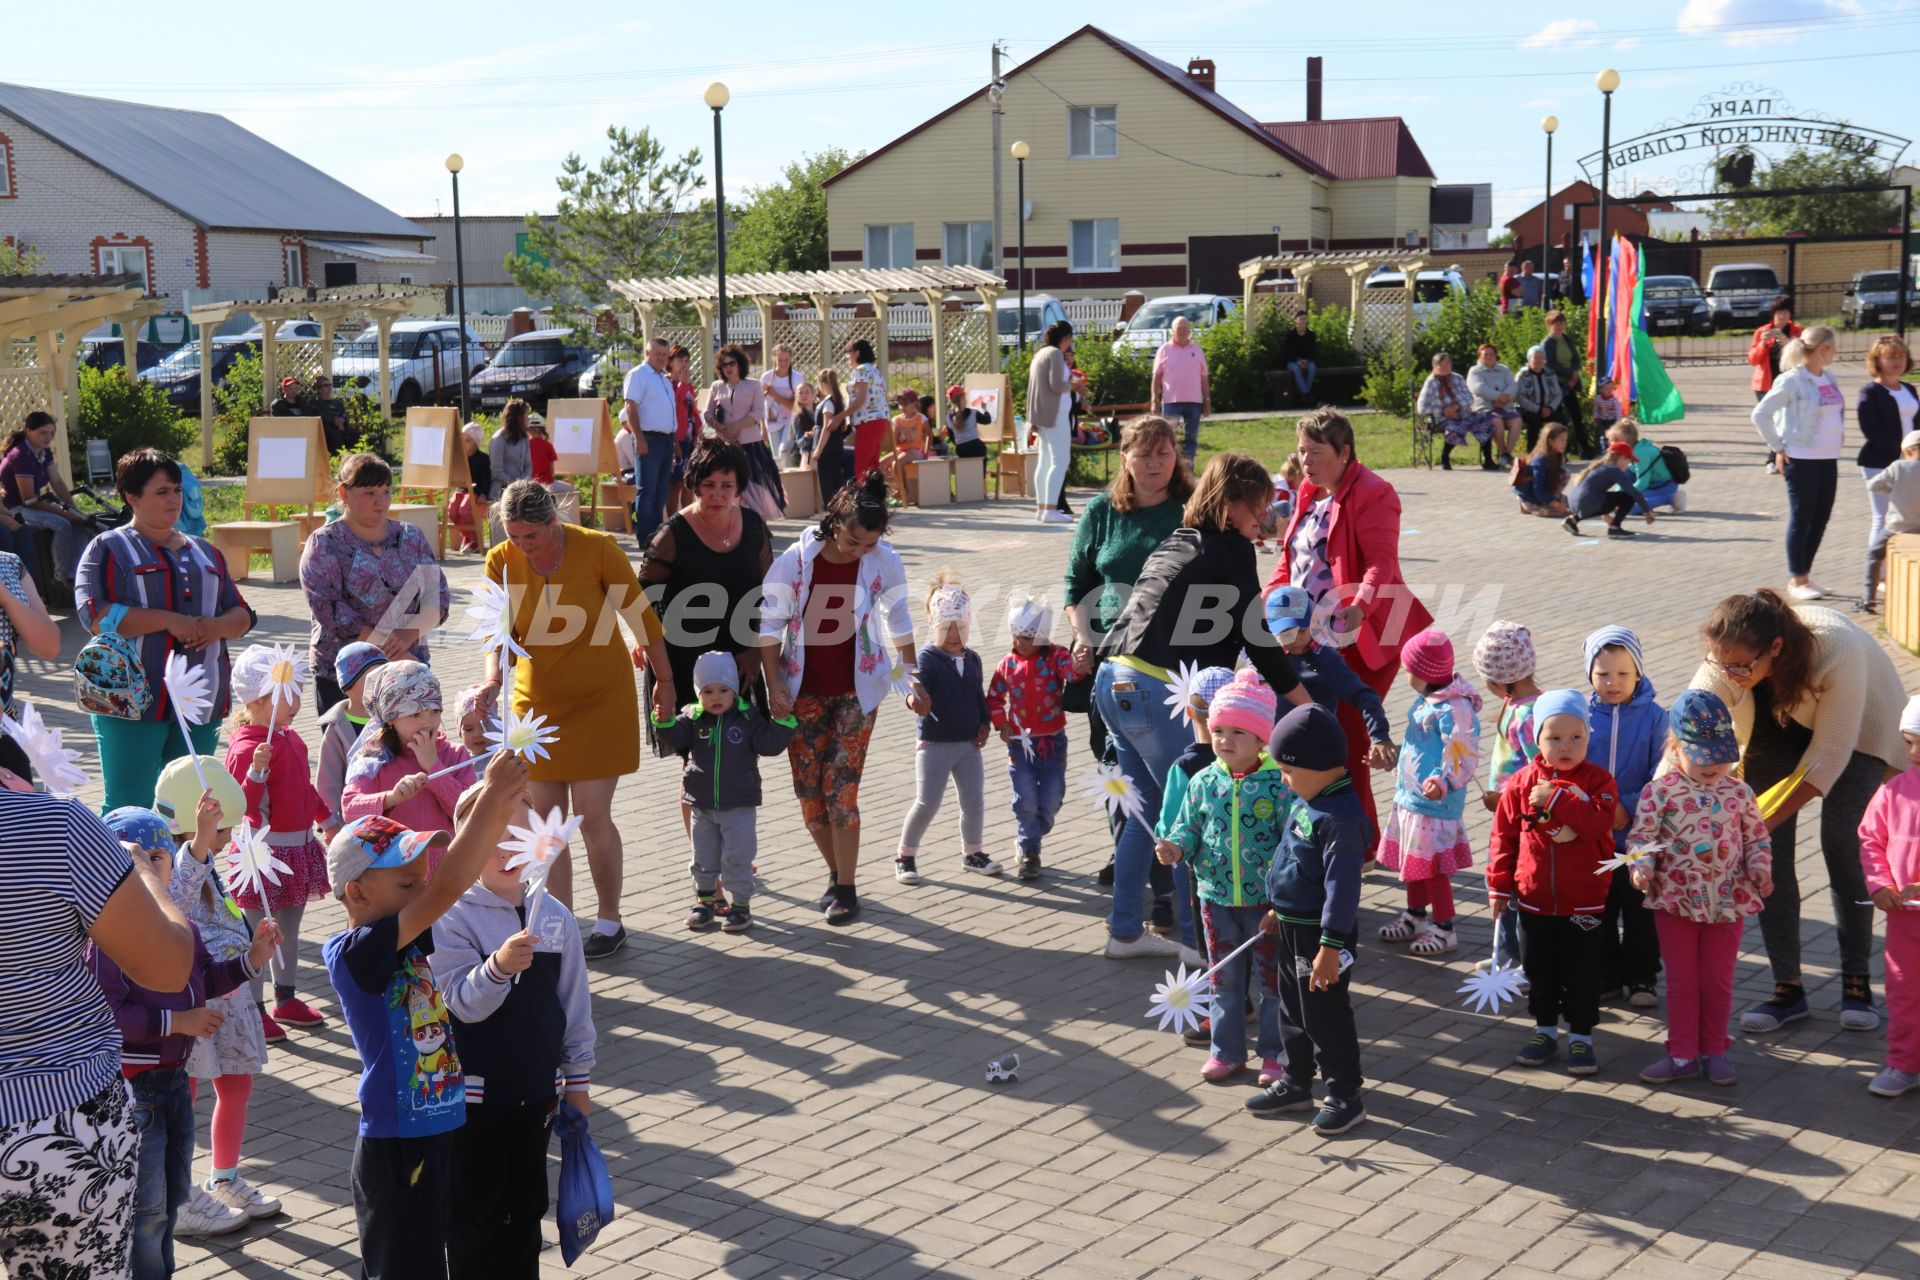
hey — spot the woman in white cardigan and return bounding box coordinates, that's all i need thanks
[1026,321,1076,525]
[759,469,920,926]
[1753,325,1845,601]
[1691,589,1906,1034]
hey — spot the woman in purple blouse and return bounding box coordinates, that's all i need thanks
[298,453,450,713]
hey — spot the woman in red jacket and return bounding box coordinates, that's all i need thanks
[1749,297,1801,473]
[1265,410,1433,850]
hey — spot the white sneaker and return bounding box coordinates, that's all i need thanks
[1670,486,1687,513]
[893,857,923,885]
[1104,932,1182,959]
[175,1187,249,1236]
[962,851,1003,876]
[1041,510,1074,524]
[205,1175,282,1220]
[1870,1067,1919,1097]
[1787,583,1827,601]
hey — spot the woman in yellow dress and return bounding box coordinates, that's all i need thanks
[480,479,674,959]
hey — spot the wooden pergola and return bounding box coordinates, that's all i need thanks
[608,266,1002,393]
[1238,250,1450,359]
[185,283,443,468]
[0,274,156,484]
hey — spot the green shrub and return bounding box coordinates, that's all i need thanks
[72,366,195,479]
[1196,319,1265,413]
[1359,351,1420,417]
[210,351,263,475]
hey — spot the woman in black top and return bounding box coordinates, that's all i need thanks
[1091,452,1308,959]
[812,366,853,501]
[639,441,775,757]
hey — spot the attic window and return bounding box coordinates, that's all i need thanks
[0,138,12,198]
[1068,106,1118,159]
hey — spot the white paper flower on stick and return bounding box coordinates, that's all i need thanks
[501,806,582,891]
[1457,963,1528,1014]
[260,643,308,713]
[1147,965,1210,1034]
[1006,713,1036,762]
[0,702,87,796]
[225,820,291,903]
[163,653,213,726]
[486,709,559,764]
[465,579,529,662]
[1080,762,1147,826]
[1598,848,1653,876]
[1162,660,1202,721]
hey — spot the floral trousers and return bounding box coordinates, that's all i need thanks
[789,693,876,833]
[0,1079,138,1278]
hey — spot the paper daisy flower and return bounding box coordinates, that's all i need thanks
[225,820,291,903]
[260,643,308,712]
[487,709,560,764]
[163,652,214,726]
[1597,848,1653,876]
[1080,762,1147,826]
[1008,721,1036,762]
[1147,965,1210,1035]
[1161,660,1202,721]
[501,806,582,891]
[0,702,87,796]
[1457,962,1528,1014]
[465,579,530,663]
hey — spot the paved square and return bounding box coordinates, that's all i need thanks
[23,364,1920,1278]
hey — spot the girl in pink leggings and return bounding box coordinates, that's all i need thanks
[1626,690,1773,1087]
[1860,694,1920,1097]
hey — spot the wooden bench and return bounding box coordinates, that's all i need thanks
[1887,533,1920,653]
[594,483,637,535]
[209,521,300,583]
[1269,366,1363,409]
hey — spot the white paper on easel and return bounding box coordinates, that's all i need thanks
[257,436,308,480]
[552,417,593,458]
[406,426,446,468]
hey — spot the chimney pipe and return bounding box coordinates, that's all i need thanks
[1186,58,1215,93]
[1306,56,1323,122]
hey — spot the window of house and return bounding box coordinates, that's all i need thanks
[864,223,913,269]
[1068,106,1118,159]
[98,244,150,293]
[1069,219,1120,273]
[282,243,303,284]
[0,141,11,198]
[943,221,992,269]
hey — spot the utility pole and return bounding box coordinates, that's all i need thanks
[991,41,1006,284]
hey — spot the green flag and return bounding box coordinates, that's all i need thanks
[1629,244,1685,424]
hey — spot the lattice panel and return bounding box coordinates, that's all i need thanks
[0,369,53,433]
[1353,298,1410,358]
[1251,293,1307,328]
[943,311,994,382]
[769,318,825,383]
[830,315,879,370]
[654,327,707,386]
[275,340,327,384]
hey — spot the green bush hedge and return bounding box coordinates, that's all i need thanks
[212,351,396,476]
[72,366,196,480]
[1360,285,1592,417]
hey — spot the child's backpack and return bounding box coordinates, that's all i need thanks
[1658,445,1690,485]
[1508,453,1531,487]
[73,603,152,719]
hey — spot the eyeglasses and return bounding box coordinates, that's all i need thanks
[1707,656,1760,679]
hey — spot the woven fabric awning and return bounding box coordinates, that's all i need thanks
[610,265,1000,304]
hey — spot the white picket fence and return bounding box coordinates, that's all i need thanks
[1063,298,1124,331]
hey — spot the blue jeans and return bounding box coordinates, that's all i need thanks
[1094,661,1197,943]
[0,520,48,595]
[1165,403,1203,460]
[1638,480,1677,509]
[129,1067,193,1280]
[1007,733,1068,854]
[1289,361,1317,395]
[1783,457,1838,578]
[1200,903,1282,1063]
[633,431,677,542]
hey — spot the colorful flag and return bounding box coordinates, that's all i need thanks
[1582,242,1598,379]
[1629,243,1686,424]
[1609,234,1639,405]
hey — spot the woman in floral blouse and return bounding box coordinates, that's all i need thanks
[298,453,450,714]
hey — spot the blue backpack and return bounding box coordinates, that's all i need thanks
[73,603,151,719]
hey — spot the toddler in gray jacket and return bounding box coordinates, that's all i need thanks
[654,650,798,933]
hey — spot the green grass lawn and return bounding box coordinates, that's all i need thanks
[1069,413,1416,486]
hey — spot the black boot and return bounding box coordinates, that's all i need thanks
[1440,443,1454,471]
[1480,440,1498,471]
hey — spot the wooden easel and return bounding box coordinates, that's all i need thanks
[397,406,472,555]
[212,417,329,581]
[545,398,619,531]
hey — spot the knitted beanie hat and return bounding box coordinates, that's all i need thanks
[1582,625,1644,680]
[1209,668,1278,741]
[1531,688,1589,738]
[692,650,741,697]
[1472,620,1536,685]
[1400,628,1455,686]
[1901,693,1920,738]
[1267,702,1347,771]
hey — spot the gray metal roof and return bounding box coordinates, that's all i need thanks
[0,82,428,240]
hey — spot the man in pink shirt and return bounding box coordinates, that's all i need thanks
[1150,317,1211,460]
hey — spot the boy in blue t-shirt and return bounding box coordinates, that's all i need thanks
[323,751,526,1280]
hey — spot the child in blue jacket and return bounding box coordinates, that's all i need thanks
[1263,586,1397,764]
[1585,625,1666,1006]
[1245,702,1368,1137]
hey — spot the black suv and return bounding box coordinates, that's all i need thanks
[467,329,593,413]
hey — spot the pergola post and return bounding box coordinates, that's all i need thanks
[317,316,336,393]
[33,329,73,487]
[1401,258,1425,362]
[375,314,394,423]
[1240,263,1263,335]
[633,301,654,350]
[920,288,945,397]
[198,320,216,470]
[691,300,717,388]
[810,294,834,370]
[1295,265,1319,318]
[261,321,278,412]
[867,292,892,371]
[121,320,138,376]
[753,298,776,370]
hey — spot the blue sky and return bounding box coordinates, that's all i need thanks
[7,0,1915,237]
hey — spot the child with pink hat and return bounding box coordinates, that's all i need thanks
[1377,628,1482,958]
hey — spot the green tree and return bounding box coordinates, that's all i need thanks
[1716,144,1899,236]
[505,126,710,357]
[729,148,859,273]
[0,240,44,275]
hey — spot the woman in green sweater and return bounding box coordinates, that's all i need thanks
[1063,415,1195,934]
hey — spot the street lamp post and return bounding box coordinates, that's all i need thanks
[1541,116,1558,304]
[706,82,731,346]
[1010,140,1029,352]
[1594,69,1620,320]
[445,153,471,421]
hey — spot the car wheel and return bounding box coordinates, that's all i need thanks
[394,381,422,411]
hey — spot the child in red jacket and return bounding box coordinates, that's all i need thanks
[1487,688,1619,1077]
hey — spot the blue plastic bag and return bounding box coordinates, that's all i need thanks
[554,1100,614,1266]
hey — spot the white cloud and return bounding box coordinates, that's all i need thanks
[1677,0,1863,46]
[1520,18,1601,48]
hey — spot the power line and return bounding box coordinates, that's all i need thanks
[1229,42,1920,84]
[1020,71,1287,180]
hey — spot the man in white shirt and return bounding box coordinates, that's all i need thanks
[620,337,678,541]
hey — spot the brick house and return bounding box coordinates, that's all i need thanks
[0,82,431,311]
